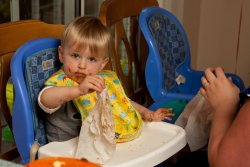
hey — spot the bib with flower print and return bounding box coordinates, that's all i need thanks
[44,69,143,142]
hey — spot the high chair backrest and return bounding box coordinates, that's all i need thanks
[0,19,63,163]
[139,7,245,123]
[99,0,158,105]
[140,7,202,100]
[0,20,61,132]
[11,38,61,164]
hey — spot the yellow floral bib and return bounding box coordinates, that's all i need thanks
[45,69,143,142]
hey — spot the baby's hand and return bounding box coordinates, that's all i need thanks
[78,75,105,95]
[153,108,174,121]
[143,108,174,122]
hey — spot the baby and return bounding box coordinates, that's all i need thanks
[38,16,174,143]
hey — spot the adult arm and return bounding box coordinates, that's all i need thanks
[208,100,250,167]
[200,67,250,167]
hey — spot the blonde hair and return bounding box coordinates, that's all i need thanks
[61,16,111,57]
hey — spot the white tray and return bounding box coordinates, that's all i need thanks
[38,122,186,167]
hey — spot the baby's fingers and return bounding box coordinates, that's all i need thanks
[160,109,175,120]
[164,113,175,117]
[159,108,175,116]
[91,75,105,89]
[83,75,105,93]
[158,108,172,113]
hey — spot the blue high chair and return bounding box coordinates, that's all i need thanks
[139,6,245,123]
[11,38,187,166]
[11,38,61,164]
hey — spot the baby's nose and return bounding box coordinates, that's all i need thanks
[78,59,87,69]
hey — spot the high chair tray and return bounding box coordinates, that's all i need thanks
[38,122,186,167]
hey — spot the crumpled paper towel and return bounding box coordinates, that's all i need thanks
[175,93,213,151]
[75,89,116,164]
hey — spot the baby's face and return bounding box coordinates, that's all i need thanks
[58,43,109,83]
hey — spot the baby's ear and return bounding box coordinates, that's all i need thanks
[58,46,63,63]
[100,57,109,71]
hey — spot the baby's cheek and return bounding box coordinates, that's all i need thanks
[68,67,76,75]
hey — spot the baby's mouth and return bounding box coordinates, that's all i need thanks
[75,72,86,78]
[73,72,86,83]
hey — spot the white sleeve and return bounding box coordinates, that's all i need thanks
[38,86,61,114]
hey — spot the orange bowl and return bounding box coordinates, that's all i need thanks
[24,157,100,167]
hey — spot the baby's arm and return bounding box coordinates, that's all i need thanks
[130,101,174,122]
[40,86,84,110]
[40,75,105,111]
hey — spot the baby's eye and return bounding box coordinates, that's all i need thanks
[71,53,80,59]
[88,56,97,62]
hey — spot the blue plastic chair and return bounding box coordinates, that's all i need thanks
[10,38,61,164]
[139,7,245,123]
